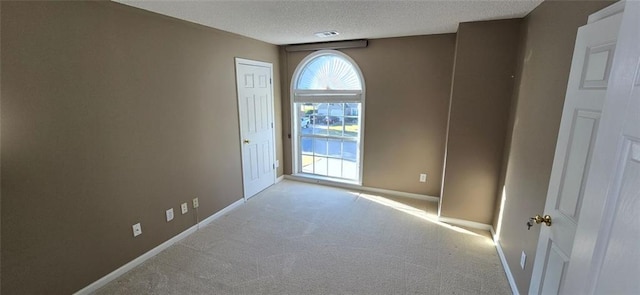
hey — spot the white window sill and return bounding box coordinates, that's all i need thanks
[288,173,362,187]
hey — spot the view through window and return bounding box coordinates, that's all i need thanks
[292,51,364,182]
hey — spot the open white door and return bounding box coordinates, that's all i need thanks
[562,1,640,294]
[235,58,276,200]
[528,3,623,294]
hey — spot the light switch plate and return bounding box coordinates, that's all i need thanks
[520,251,527,269]
[166,208,174,222]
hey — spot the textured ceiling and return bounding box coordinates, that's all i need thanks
[113,0,543,45]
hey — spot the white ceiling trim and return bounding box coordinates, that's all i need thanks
[113,0,543,45]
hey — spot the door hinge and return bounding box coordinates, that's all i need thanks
[270,78,272,85]
[273,163,276,169]
[271,122,274,128]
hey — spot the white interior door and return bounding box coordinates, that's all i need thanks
[236,58,276,199]
[562,2,640,294]
[529,4,623,294]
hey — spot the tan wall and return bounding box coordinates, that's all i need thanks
[440,19,521,224]
[282,35,456,196]
[0,1,2,291]
[493,1,615,293]
[0,1,281,293]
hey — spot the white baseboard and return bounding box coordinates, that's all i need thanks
[491,227,520,295]
[437,216,492,231]
[276,175,284,184]
[284,175,439,202]
[359,184,439,202]
[73,198,245,295]
[198,199,245,228]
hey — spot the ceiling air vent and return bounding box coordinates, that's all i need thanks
[314,31,340,38]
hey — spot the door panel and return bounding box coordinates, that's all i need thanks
[581,43,615,89]
[529,8,622,295]
[247,144,258,180]
[236,59,275,199]
[246,96,257,133]
[557,110,599,220]
[540,243,569,295]
[259,95,268,131]
[261,141,271,173]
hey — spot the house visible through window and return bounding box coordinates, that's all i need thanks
[291,50,365,183]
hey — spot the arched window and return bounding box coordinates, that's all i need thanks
[291,50,365,183]
[296,55,362,90]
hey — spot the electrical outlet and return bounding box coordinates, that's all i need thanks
[181,203,188,214]
[132,223,142,237]
[275,160,280,168]
[192,198,199,209]
[520,251,527,269]
[166,208,174,222]
[419,173,427,182]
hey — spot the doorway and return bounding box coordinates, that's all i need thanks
[235,58,276,199]
[528,3,624,294]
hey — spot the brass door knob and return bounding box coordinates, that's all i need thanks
[527,214,552,230]
[243,139,250,144]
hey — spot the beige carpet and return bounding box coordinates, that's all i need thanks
[94,180,511,295]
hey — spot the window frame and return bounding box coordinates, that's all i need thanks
[290,50,366,185]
